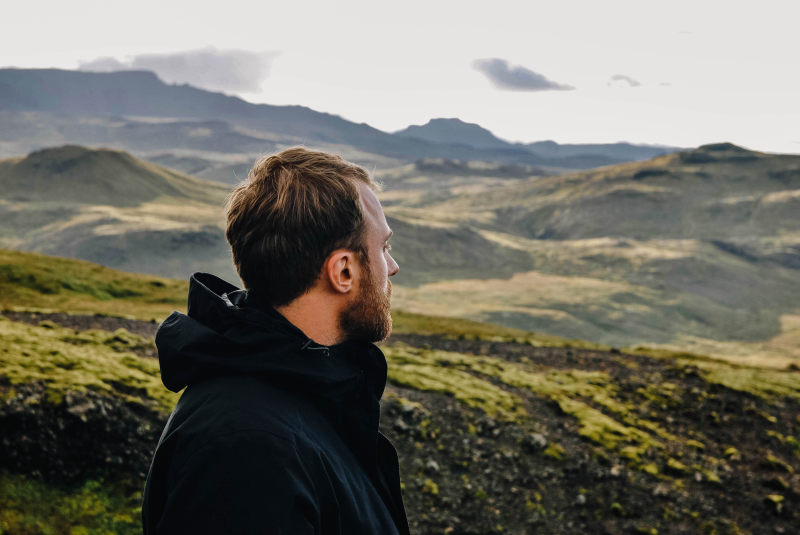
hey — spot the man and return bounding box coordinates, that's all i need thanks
[142,147,409,534]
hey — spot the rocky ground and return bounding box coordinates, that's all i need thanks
[2,311,799,534]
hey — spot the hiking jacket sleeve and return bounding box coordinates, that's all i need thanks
[151,430,318,535]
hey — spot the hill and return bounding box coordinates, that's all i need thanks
[1,250,799,534]
[0,145,227,206]
[0,146,235,281]
[432,143,800,240]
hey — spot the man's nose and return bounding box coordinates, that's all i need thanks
[388,255,399,277]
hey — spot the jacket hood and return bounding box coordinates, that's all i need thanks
[156,273,387,401]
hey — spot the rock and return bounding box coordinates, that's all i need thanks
[393,417,409,433]
[521,433,548,452]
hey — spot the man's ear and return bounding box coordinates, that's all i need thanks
[323,250,360,295]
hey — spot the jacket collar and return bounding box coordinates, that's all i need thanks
[156,272,387,404]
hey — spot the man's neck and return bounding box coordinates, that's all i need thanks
[276,292,344,346]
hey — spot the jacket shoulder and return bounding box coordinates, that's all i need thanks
[167,374,310,443]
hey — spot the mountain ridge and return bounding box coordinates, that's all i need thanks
[0,68,681,169]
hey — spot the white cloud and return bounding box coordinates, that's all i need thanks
[79,48,278,93]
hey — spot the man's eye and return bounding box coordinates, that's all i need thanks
[383,244,392,252]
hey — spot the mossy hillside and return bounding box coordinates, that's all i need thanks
[631,346,800,402]
[384,344,680,463]
[0,472,140,535]
[0,248,185,321]
[3,311,799,533]
[0,317,177,412]
[385,344,527,421]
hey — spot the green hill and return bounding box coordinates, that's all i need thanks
[0,145,228,206]
[1,250,799,534]
[0,146,235,281]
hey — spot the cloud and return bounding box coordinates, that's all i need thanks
[608,74,642,88]
[472,58,574,91]
[79,48,278,93]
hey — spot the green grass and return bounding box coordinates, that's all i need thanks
[683,358,800,402]
[0,248,186,321]
[385,344,527,421]
[0,472,140,535]
[0,317,177,412]
[630,345,800,402]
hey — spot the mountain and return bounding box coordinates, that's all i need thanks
[525,140,678,162]
[395,118,681,165]
[1,249,799,534]
[395,118,511,150]
[0,69,681,170]
[0,69,547,166]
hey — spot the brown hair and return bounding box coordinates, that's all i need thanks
[225,147,375,306]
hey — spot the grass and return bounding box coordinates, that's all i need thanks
[0,248,185,321]
[0,317,178,412]
[629,345,800,402]
[385,344,527,421]
[0,472,140,535]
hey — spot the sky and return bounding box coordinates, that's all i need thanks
[2,0,799,153]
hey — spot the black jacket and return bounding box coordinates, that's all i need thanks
[142,273,410,535]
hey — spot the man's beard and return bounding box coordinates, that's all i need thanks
[339,259,392,343]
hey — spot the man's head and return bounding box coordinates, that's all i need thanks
[225,147,398,342]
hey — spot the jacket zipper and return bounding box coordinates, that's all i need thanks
[300,339,331,357]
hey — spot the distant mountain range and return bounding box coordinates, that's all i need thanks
[0,68,682,170]
[396,118,677,162]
